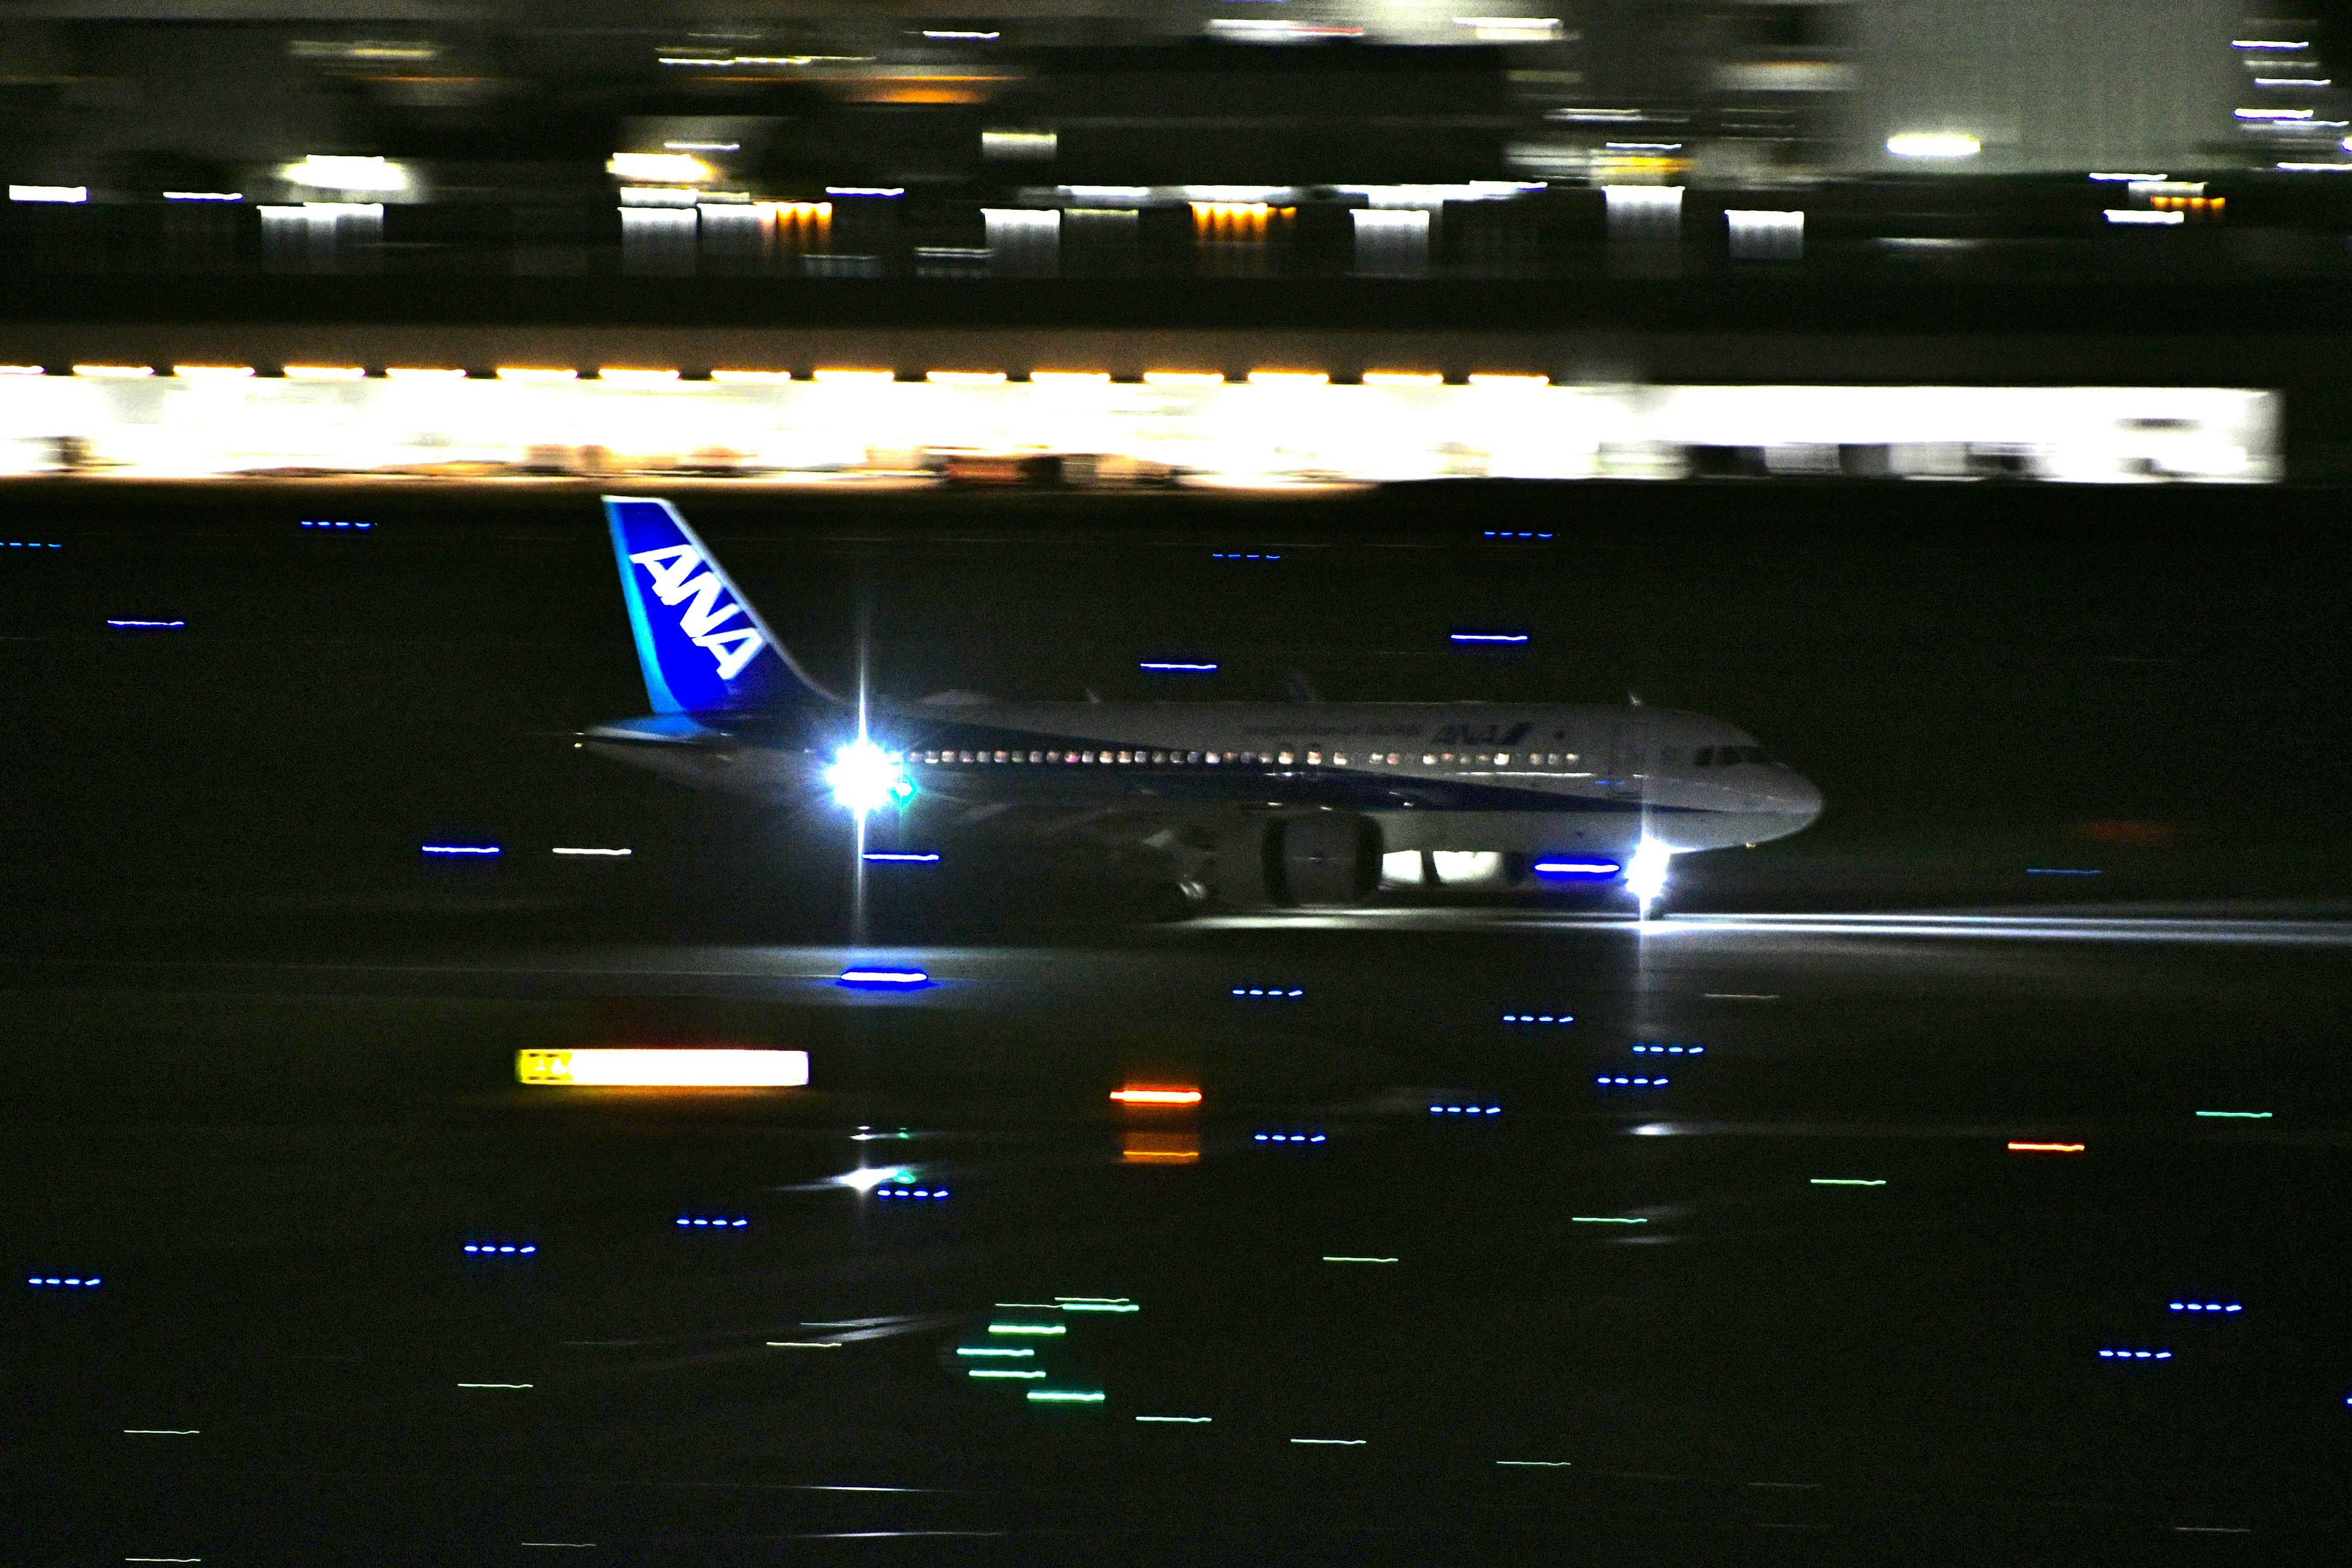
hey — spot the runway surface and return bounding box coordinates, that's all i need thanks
[4,908,2348,1563]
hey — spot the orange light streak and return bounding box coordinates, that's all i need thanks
[1110,1087,1202,1106]
[2007,1140,2085,1153]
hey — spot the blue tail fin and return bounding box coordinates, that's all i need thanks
[603,495,838,714]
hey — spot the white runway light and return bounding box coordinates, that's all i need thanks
[516,1049,809,1087]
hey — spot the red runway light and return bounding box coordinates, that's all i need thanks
[2007,1140,2085,1153]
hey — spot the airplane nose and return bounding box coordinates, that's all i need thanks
[1776,773,1825,829]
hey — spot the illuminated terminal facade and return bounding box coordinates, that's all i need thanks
[0,363,2278,483]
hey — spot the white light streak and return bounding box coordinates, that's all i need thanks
[1885,134,1980,158]
[608,153,712,183]
[286,156,409,194]
[10,184,86,203]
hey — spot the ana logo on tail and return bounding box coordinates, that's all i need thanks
[628,543,769,680]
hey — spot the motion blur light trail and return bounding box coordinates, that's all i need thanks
[516,1048,809,1087]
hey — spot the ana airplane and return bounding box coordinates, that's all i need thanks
[581,496,1823,912]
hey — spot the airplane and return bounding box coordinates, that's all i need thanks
[581,495,1824,913]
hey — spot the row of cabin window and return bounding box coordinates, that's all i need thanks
[915,748,1587,769]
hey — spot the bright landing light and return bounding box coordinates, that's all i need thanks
[517,1048,810,1087]
[1625,837,1673,914]
[824,739,914,815]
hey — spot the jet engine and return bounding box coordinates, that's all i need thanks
[1185,812,1378,909]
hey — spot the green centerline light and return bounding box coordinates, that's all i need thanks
[1060,1302,1140,1313]
[1569,1216,1646,1224]
[988,1323,1066,1335]
[970,1369,1046,1379]
[1027,1389,1106,1403]
[2195,1110,2272,1118]
[1809,1178,1887,1186]
[956,1347,1034,1358]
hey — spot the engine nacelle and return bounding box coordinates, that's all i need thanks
[1265,812,1382,907]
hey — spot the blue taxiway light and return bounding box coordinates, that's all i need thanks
[106,619,184,629]
[1501,1013,1574,1025]
[1210,552,1281,560]
[1139,662,1219,673]
[676,1217,750,1228]
[1450,632,1530,644]
[1254,1132,1329,1144]
[1631,1044,1703,1055]
[421,844,501,856]
[1597,1076,1668,1086]
[2098,1348,2172,1360]
[4,541,62,548]
[875,1187,950,1199]
[862,852,941,863]
[2027,868,2103,876]
[2168,1302,2242,1313]
[299,520,374,529]
[1430,1104,1501,1115]
[1482,530,1554,540]
[26,1276,100,1287]
[1532,860,1620,876]
[462,1243,537,1255]
[838,968,932,989]
[1232,987,1305,998]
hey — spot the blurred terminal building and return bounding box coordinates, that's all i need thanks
[1,2,2328,481]
[0,1,2339,277]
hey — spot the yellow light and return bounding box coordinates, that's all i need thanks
[608,152,714,183]
[1142,372,1226,388]
[1122,1131,1200,1163]
[1468,373,1550,388]
[711,369,796,383]
[0,364,45,376]
[172,364,255,380]
[1363,371,1444,387]
[1247,371,1329,386]
[72,364,155,379]
[496,367,579,383]
[284,365,366,382]
[598,368,682,386]
[385,367,467,382]
[813,369,897,384]
[517,1048,810,1088]
[1110,1087,1204,1106]
[1029,371,1111,385]
[927,371,1008,386]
